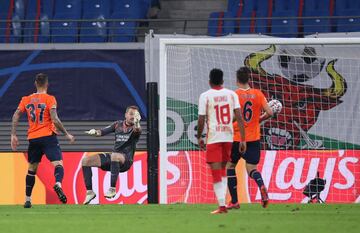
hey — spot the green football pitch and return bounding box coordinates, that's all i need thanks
[0,204,359,233]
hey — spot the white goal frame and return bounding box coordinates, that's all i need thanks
[157,36,360,204]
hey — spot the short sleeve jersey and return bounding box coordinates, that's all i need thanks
[233,88,267,142]
[17,93,57,140]
[198,87,240,144]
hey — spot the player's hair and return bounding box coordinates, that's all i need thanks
[35,73,48,87]
[236,67,251,84]
[209,68,224,86]
[126,105,139,112]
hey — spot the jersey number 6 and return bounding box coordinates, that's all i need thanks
[243,101,253,122]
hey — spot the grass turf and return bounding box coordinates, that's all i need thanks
[0,204,359,233]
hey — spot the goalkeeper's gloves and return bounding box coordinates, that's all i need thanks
[85,129,98,136]
[134,111,141,128]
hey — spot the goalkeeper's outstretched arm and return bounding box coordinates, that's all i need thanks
[86,122,117,137]
[133,110,142,133]
[85,129,102,137]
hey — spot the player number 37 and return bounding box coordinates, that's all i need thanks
[26,103,46,123]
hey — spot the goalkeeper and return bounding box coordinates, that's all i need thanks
[81,106,142,204]
[226,67,281,209]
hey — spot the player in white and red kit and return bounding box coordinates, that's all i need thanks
[197,68,246,214]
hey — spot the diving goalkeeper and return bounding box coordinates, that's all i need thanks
[81,106,142,204]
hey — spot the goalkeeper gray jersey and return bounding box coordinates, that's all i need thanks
[101,120,141,158]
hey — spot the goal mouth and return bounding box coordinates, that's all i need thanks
[147,34,360,204]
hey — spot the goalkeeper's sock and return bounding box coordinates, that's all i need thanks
[211,169,225,206]
[82,166,93,190]
[249,169,264,188]
[110,161,120,188]
[227,169,238,204]
[25,170,36,197]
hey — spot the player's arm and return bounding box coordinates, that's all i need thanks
[85,128,102,137]
[258,92,274,123]
[197,94,206,150]
[234,108,245,142]
[10,109,23,151]
[234,107,247,153]
[133,110,142,134]
[50,108,75,143]
[232,92,247,153]
[197,114,206,150]
[86,122,116,137]
[260,103,274,123]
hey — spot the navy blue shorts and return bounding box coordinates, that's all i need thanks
[231,140,261,165]
[98,153,133,172]
[28,135,62,163]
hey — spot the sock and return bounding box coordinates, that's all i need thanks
[249,169,264,188]
[211,169,225,206]
[25,170,36,199]
[213,182,225,207]
[221,169,227,199]
[82,166,93,190]
[227,169,238,204]
[110,161,120,188]
[54,165,64,183]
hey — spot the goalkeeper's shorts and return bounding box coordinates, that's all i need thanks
[231,140,260,165]
[98,152,133,172]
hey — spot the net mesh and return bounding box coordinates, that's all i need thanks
[164,43,360,204]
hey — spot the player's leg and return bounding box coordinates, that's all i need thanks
[221,143,232,201]
[43,135,67,203]
[244,141,268,208]
[207,143,227,214]
[226,142,241,209]
[24,163,39,208]
[105,152,126,198]
[81,153,103,204]
[24,139,43,208]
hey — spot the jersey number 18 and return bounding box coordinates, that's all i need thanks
[214,104,231,124]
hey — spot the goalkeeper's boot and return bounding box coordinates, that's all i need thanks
[24,201,32,208]
[53,184,67,204]
[104,187,116,199]
[211,206,228,214]
[260,185,269,208]
[83,190,96,205]
[226,202,240,210]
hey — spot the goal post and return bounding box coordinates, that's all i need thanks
[149,35,360,204]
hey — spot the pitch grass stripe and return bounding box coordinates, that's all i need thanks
[0,204,359,233]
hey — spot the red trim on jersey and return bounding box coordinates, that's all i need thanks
[211,86,223,90]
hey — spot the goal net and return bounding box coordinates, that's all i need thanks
[149,36,360,204]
